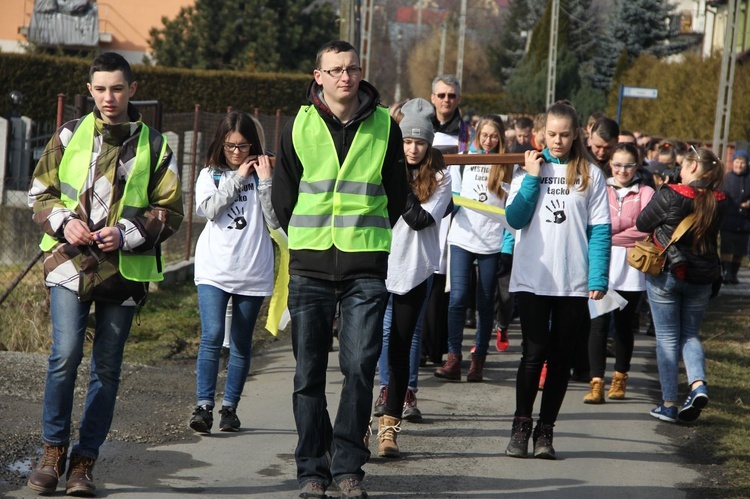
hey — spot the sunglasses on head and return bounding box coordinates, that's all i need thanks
[435,93,457,100]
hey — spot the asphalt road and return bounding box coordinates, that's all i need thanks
[4,314,707,498]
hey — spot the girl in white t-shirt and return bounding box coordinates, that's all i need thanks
[375,98,452,458]
[504,101,611,460]
[434,116,511,383]
[584,142,654,404]
[189,111,275,434]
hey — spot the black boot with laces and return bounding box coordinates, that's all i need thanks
[506,416,533,458]
[533,420,556,459]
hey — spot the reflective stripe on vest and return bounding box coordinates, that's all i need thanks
[289,106,391,252]
[39,113,168,282]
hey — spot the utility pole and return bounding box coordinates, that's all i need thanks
[339,0,359,49]
[456,0,467,86]
[395,29,403,103]
[438,23,447,75]
[713,0,740,160]
[546,0,560,110]
[359,0,374,79]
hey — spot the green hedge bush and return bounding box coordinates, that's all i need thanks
[0,53,311,121]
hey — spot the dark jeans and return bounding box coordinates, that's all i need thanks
[382,280,429,417]
[588,290,642,379]
[288,275,388,487]
[514,292,587,424]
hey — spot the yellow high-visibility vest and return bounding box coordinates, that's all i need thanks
[288,106,392,253]
[40,113,168,282]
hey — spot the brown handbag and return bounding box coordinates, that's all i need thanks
[627,214,695,275]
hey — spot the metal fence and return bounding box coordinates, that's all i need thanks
[0,105,293,352]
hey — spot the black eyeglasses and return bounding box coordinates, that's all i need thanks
[223,143,251,152]
[318,66,362,78]
[435,93,457,100]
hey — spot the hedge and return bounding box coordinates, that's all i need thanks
[0,52,311,121]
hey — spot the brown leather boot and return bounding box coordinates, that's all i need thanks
[27,444,68,494]
[66,453,96,496]
[377,415,401,458]
[466,353,487,382]
[434,353,462,380]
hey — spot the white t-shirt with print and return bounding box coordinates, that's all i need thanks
[508,162,610,297]
[194,168,274,296]
[447,162,506,254]
[386,170,453,295]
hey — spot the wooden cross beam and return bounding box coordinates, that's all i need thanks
[442,153,525,166]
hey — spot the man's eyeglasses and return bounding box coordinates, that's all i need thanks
[611,162,638,170]
[318,66,362,78]
[223,142,251,153]
[435,93,457,100]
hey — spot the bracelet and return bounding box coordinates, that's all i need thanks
[117,227,125,249]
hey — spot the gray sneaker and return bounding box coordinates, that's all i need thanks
[338,477,367,498]
[299,480,327,498]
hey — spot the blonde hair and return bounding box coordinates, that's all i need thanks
[474,116,510,199]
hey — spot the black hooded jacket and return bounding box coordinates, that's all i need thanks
[272,79,408,281]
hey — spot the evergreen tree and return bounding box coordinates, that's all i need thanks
[504,0,601,113]
[590,0,698,90]
[487,0,547,86]
[148,0,337,72]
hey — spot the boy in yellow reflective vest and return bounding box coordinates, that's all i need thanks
[27,52,183,496]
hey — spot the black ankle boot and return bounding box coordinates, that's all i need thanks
[506,416,533,458]
[533,420,556,459]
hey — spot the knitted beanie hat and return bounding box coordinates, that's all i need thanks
[399,98,435,144]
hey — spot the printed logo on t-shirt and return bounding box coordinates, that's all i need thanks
[545,199,566,224]
[226,206,247,230]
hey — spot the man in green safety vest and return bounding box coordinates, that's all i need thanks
[272,40,408,499]
[27,52,183,496]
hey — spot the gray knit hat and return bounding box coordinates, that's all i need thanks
[399,98,435,144]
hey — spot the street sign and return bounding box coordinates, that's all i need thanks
[622,86,658,99]
[617,85,659,124]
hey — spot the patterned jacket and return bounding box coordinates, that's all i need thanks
[28,104,183,305]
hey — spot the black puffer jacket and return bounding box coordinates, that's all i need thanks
[636,184,726,284]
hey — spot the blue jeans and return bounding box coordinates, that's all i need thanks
[196,284,264,408]
[42,286,135,459]
[378,276,432,390]
[447,246,499,356]
[646,273,711,402]
[289,275,388,487]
